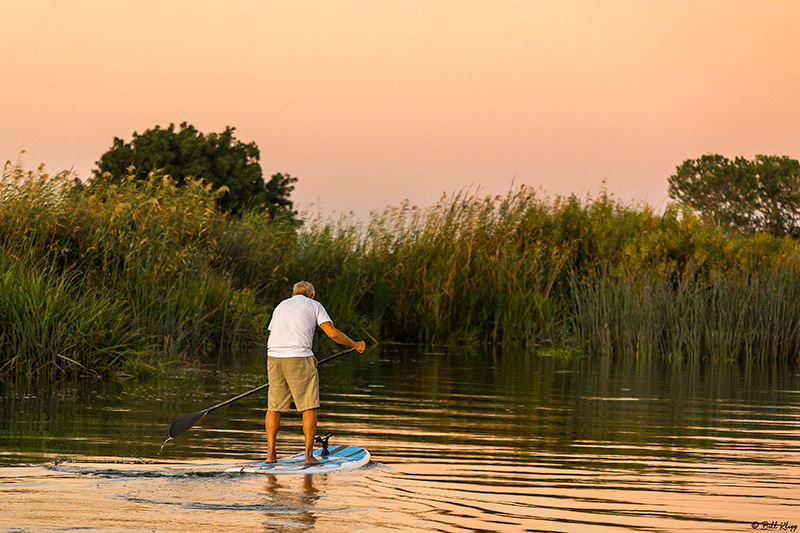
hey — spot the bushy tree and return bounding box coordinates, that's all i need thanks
[94,122,297,216]
[668,154,800,236]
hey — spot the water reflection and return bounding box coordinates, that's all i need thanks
[261,474,319,531]
[1,346,799,531]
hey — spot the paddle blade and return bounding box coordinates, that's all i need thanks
[168,409,208,439]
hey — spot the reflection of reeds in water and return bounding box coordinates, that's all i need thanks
[2,161,800,376]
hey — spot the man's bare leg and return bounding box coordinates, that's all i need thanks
[265,410,281,463]
[302,409,321,465]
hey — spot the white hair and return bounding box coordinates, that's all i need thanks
[292,281,315,298]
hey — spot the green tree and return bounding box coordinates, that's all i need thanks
[93,122,297,216]
[668,154,800,236]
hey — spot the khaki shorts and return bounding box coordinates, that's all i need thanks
[267,356,320,412]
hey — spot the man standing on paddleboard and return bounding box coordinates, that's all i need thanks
[266,281,366,465]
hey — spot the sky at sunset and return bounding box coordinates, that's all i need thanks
[2,1,799,219]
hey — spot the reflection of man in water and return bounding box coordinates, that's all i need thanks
[266,281,366,465]
[262,474,319,527]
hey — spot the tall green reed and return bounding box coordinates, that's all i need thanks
[569,267,800,364]
[0,255,143,376]
[3,159,800,376]
[348,189,572,345]
[0,163,275,376]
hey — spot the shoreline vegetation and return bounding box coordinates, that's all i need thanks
[2,162,799,378]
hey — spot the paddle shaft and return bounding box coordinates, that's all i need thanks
[202,346,357,414]
[167,346,358,440]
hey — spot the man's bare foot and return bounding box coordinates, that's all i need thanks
[304,455,322,465]
[265,454,277,463]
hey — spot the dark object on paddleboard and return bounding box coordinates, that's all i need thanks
[315,431,333,455]
[225,445,370,475]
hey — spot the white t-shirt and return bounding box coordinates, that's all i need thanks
[267,295,332,358]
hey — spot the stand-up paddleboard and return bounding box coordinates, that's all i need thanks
[225,445,370,475]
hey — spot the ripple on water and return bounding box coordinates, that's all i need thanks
[2,348,800,531]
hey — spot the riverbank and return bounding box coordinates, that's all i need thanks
[2,162,799,376]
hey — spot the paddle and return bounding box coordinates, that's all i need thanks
[166,346,357,441]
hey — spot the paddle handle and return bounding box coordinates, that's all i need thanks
[317,346,356,366]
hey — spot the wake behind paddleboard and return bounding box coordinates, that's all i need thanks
[225,445,370,475]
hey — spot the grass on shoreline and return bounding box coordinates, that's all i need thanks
[2,162,799,377]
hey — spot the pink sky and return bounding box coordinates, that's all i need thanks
[2,1,799,219]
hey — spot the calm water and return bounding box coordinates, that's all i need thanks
[1,345,799,532]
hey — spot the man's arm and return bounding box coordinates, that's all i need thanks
[319,322,366,353]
